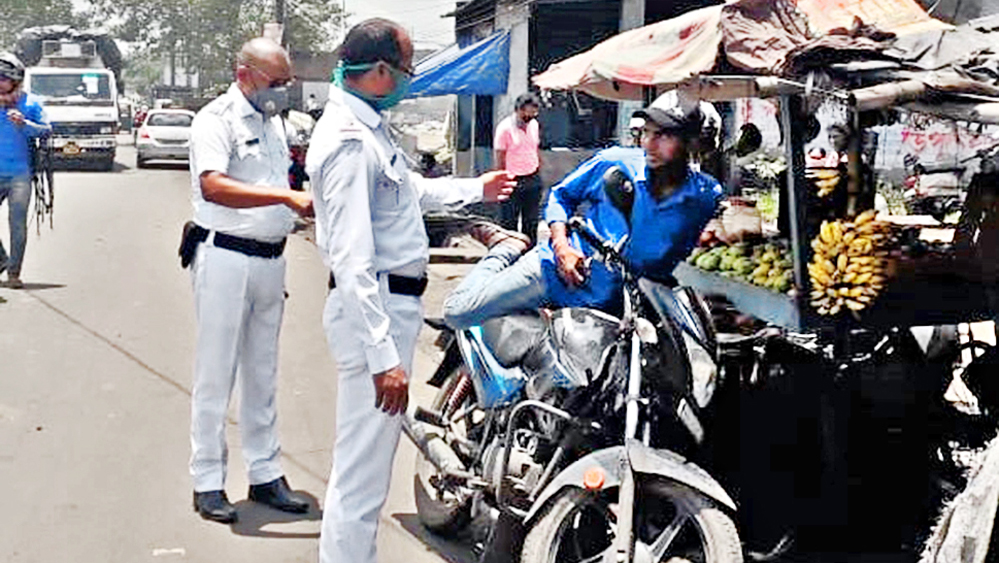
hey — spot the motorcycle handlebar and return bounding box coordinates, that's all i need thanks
[568,217,613,255]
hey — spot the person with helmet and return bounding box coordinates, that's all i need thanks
[0,52,50,289]
[443,91,723,327]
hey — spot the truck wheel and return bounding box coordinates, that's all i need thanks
[101,156,115,172]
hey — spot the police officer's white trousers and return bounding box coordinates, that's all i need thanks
[319,287,423,563]
[189,244,287,492]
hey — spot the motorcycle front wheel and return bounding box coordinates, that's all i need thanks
[414,370,478,536]
[522,479,743,563]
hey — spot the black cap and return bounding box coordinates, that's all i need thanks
[633,90,701,135]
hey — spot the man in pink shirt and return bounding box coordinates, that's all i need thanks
[494,93,542,244]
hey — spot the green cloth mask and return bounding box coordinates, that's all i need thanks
[332,62,411,111]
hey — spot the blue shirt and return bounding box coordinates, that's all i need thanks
[541,146,723,311]
[0,93,50,179]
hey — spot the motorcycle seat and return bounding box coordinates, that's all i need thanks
[479,313,548,369]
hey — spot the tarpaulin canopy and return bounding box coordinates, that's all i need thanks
[534,4,723,101]
[532,0,950,101]
[406,31,510,99]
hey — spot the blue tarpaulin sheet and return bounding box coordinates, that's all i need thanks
[406,32,510,98]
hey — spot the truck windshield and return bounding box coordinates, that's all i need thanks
[30,73,113,106]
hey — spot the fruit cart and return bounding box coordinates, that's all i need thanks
[669,77,999,333]
[665,74,999,561]
[530,1,999,557]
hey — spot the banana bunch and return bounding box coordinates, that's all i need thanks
[808,210,891,316]
[805,168,840,198]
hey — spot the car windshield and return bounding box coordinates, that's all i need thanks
[30,73,113,106]
[147,113,193,127]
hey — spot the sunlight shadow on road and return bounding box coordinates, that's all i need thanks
[140,162,189,171]
[14,283,66,291]
[392,513,477,563]
[228,494,322,539]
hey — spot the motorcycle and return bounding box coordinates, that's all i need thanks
[405,216,743,563]
[902,159,965,222]
[284,110,315,191]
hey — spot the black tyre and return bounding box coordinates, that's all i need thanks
[522,479,743,563]
[413,371,477,536]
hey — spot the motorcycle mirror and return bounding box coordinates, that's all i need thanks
[602,166,634,221]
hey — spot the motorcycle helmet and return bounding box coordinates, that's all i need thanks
[0,53,25,82]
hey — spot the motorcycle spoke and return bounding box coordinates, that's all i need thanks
[648,511,688,560]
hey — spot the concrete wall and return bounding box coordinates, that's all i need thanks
[493,0,531,128]
[616,0,645,142]
[301,81,329,107]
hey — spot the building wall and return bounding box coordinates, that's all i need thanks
[617,0,645,141]
[493,0,531,124]
[531,0,622,148]
[301,81,330,107]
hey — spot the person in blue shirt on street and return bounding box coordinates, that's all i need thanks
[444,93,723,328]
[0,53,50,289]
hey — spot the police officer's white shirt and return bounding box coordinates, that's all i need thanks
[306,85,483,376]
[189,83,296,243]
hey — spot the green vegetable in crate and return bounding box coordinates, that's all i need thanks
[733,257,755,276]
[686,247,707,264]
[695,252,721,271]
[719,253,738,271]
[774,276,792,293]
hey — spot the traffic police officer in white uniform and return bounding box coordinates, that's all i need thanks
[305,19,516,563]
[186,37,314,524]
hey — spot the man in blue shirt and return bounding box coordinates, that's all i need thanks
[0,53,50,289]
[444,97,723,328]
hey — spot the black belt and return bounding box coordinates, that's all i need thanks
[328,272,428,297]
[214,232,286,259]
[189,224,286,259]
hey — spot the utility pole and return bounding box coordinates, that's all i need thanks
[342,0,347,43]
[275,0,287,46]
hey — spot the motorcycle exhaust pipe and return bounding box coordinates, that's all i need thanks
[402,414,475,481]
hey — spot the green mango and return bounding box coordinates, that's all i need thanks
[696,253,721,271]
[687,247,707,264]
[775,277,792,293]
[734,257,755,276]
[720,254,737,271]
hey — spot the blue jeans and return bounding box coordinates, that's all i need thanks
[0,176,31,277]
[443,245,548,329]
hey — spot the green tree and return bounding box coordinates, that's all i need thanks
[94,0,343,94]
[1,0,91,51]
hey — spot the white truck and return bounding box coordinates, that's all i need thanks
[16,27,122,171]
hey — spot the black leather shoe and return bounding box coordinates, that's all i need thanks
[193,490,238,524]
[248,476,309,514]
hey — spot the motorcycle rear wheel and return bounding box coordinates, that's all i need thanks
[414,370,476,536]
[522,479,743,563]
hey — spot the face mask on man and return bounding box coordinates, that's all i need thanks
[246,85,290,118]
[332,61,411,111]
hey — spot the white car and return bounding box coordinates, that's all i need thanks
[136,109,195,168]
